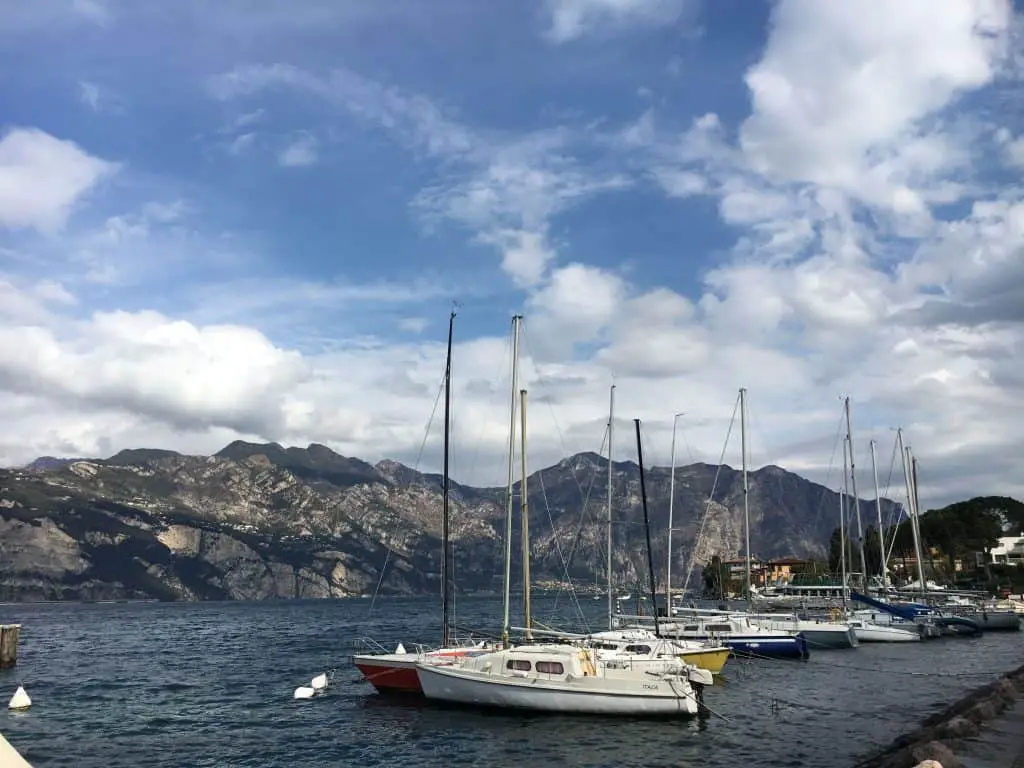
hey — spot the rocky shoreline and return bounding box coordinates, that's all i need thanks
[854,662,1024,768]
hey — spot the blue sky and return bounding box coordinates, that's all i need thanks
[1,0,1023,510]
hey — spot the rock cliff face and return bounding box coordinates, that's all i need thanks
[0,441,895,601]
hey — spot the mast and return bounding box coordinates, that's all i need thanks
[666,412,683,613]
[634,419,660,638]
[911,453,924,595]
[897,428,926,597]
[606,384,615,630]
[843,398,868,587]
[840,438,848,607]
[869,439,887,589]
[740,387,751,609]
[501,315,522,645]
[441,310,454,648]
[520,388,532,641]
[843,437,853,575]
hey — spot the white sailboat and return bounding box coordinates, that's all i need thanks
[416,643,712,715]
[417,415,714,716]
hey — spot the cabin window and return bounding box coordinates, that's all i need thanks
[535,661,564,674]
[706,624,732,632]
[623,644,651,654]
[591,642,618,650]
[505,659,532,671]
[683,625,700,632]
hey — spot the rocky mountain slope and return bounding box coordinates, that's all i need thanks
[0,441,896,601]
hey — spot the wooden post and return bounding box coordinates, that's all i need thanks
[0,625,21,669]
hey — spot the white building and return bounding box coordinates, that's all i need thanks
[988,534,1024,566]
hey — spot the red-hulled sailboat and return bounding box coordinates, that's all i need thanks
[353,310,491,694]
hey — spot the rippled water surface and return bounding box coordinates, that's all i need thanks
[0,597,1021,767]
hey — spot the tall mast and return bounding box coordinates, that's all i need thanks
[666,412,683,613]
[843,437,853,575]
[441,310,454,648]
[840,438,848,606]
[843,398,868,587]
[897,429,926,597]
[606,384,615,630]
[869,439,887,589]
[501,315,522,645]
[911,453,924,595]
[520,388,532,641]
[740,387,751,609]
[634,419,660,638]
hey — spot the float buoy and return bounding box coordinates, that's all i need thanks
[8,686,30,710]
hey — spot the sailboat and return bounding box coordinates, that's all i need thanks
[353,311,497,694]
[590,390,730,674]
[414,417,714,716]
[668,388,813,658]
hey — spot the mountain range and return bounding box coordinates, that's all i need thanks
[0,441,896,602]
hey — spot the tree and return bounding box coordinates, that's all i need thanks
[702,556,728,597]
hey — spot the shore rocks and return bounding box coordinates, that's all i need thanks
[855,663,1024,768]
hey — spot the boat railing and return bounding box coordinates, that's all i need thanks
[351,636,392,655]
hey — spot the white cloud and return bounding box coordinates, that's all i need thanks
[1003,134,1024,167]
[544,0,690,43]
[227,132,256,155]
[397,317,428,334]
[739,0,1011,211]
[0,128,116,233]
[3,0,1024,517]
[211,65,628,285]
[278,133,319,167]
[78,81,101,111]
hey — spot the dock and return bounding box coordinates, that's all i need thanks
[0,625,20,669]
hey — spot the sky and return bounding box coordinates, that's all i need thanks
[1,0,1023,511]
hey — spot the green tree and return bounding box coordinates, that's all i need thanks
[702,556,728,597]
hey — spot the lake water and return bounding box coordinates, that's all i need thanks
[0,596,1021,767]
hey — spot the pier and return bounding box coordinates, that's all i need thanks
[855,662,1024,768]
[0,625,19,669]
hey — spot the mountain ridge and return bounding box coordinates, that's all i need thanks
[0,440,899,602]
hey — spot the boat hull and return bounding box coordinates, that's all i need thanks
[679,647,731,674]
[353,655,422,694]
[968,611,1021,631]
[797,626,859,649]
[721,635,809,659]
[416,664,700,716]
[851,623,920,643]
[354,648,484,694]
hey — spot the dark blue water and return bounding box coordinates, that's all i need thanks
[0,597,1021,767]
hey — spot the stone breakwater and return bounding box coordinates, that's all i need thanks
[854,663,1024,768]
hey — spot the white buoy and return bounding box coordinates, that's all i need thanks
[310,673,328,692]
[394,642,407,655]
[8,686,31,710]
[293,686,315,700]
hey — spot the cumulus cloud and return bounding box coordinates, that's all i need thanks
[0,128,116,233]
[2,0,1024,515]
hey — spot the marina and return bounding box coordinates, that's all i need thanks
[0,597,1022,767]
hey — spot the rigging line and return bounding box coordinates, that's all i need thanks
[518,323,591,508]
[368,368,448,615]
[681,393,740,594]
[552,425,608,614]
[807,408,847,547]
[535,463,590,631]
